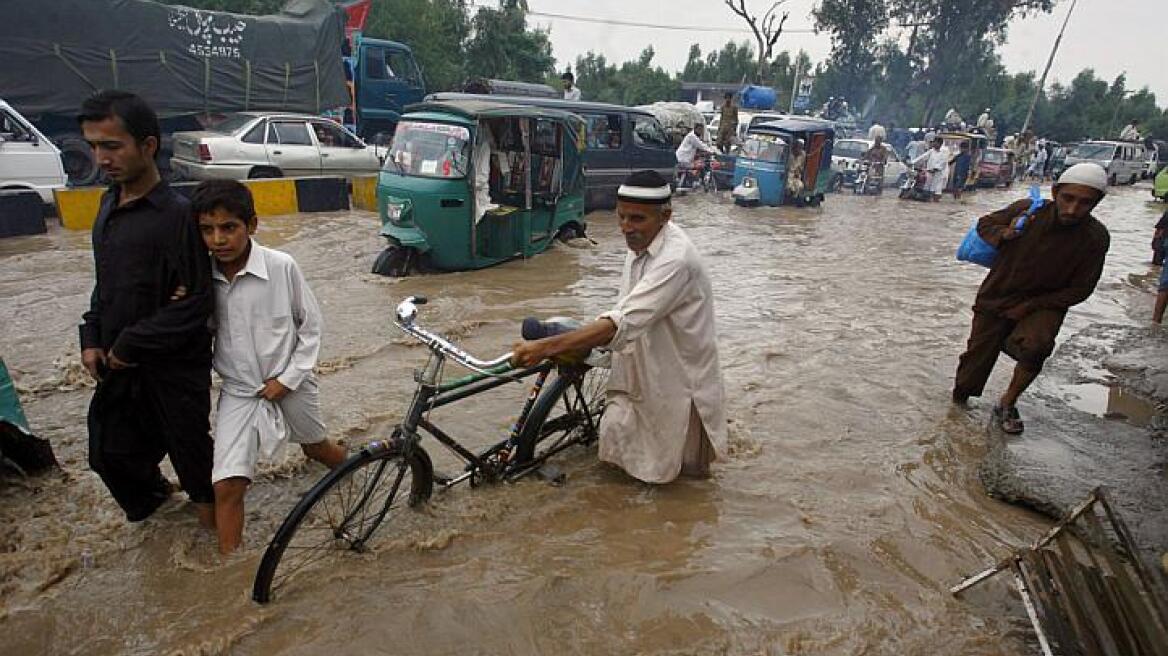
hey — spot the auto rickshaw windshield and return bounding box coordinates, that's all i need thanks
[741,135,788,163]
[386,121,472,178]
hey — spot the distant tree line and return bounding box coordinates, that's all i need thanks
[166,0,1166,141]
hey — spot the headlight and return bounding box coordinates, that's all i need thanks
[387,203,403,220]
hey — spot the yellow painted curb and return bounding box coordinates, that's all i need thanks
[53,187,106,231]
[351,175,378,211]
[244,179,299,217]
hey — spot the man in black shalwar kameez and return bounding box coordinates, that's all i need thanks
[78,91,215,524]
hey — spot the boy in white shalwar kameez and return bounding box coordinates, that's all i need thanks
[191,180,347,554]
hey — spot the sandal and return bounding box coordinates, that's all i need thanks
[993,404,1025,434]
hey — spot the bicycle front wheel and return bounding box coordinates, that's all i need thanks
[513,364,609,468]
[252,439,433,603]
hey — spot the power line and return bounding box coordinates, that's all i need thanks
[465,2,818,34]
[526,9,818,33]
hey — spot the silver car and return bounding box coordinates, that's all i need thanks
[170,112,381,180]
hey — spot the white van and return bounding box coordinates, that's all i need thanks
[1063,140,1146,185]
[0,99,68,205]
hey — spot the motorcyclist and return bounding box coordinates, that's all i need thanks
[675,123,716,187]
[862,135,889,194]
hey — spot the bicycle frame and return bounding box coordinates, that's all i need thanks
[396,347,558,487]
[392,295,606,484]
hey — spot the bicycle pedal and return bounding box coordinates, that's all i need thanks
[535,464,566,486]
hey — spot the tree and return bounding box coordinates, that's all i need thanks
[724,0,790,84]
[812,0,887,105]
[812,0,1055,124]
[573,48,679,106]
[364,0,469,92]
[463,0,555,84]
[681,41,756,84]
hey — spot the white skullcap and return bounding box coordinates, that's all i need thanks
[617,169,672,204]
[1056,163,1108,195]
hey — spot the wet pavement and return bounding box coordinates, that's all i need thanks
[1,181,1165,654]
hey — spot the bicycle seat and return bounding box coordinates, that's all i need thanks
[521,316,582,340]
[521,317,606,367]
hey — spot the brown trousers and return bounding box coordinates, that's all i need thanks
[953,309,1066,399]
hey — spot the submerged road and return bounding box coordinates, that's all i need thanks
[1,182,1163,654]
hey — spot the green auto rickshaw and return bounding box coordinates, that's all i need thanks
[372,99,587,276]
[1,357,56,475]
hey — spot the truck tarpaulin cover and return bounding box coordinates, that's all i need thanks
[0,0,349,117]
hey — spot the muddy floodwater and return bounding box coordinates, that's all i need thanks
[1,182,1163,655]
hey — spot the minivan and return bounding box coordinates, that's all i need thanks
[1063,140,1146,185]
[0,99,67,206]
[426,93,676,210]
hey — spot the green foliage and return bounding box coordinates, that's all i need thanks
[682,41,757,84]
[364,0,469,92]
[464,0,555,84]
[573,48,679,106]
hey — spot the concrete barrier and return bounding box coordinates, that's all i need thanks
[53,186,106,231]
[351,175,378,211]
[294,177,349,213]
[52,175,370,231]
[0,190,47,237]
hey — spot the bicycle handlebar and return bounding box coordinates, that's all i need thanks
[395,296,514,376]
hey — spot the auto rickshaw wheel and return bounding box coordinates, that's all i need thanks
[372,245,414,277]
[555,223,586,242]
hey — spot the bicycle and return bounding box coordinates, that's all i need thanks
[251,296,610,603]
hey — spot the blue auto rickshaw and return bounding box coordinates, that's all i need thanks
[731,118,835,207]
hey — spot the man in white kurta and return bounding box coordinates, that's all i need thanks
[913,137,952,200]
[511,170,727,483]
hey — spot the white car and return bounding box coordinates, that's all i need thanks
[830,138,909,188]
[171,112,382,180]
[0,99,67,205]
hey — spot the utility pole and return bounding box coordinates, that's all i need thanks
[788,58,801,114]
[1020,0,1077,136]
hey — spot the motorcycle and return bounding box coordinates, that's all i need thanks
[677,154,716,193]
[852,160,883,195]
[898,165,932,201]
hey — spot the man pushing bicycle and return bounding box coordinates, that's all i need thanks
[511,170,727,483]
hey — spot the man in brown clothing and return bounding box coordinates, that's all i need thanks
[717,93,738,154]
[953,163,1111,433]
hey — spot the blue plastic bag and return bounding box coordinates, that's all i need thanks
[956,185,1044,267]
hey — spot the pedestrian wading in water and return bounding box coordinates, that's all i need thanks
[512,170,727,483]
[192,179,347,554]
[953,163,1111,434]
[78,90,216,526]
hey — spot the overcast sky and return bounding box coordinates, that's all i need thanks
[515,0,1166,103]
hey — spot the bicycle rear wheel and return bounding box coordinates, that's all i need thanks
[512,364,608,468]
[252,439,433,603]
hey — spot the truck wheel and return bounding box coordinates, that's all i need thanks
[248,167,282,179]
[56,134,100,186]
